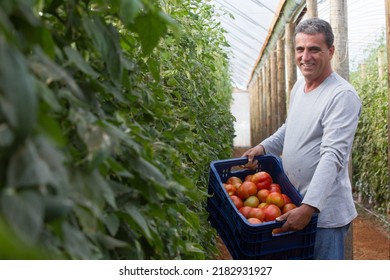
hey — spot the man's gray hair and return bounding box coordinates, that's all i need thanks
[294,18,334,48]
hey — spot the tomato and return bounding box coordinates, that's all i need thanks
[248,207,265,221]
[247,217,262,224]
[226,176,242,185]
[230,195,244,209]
[282,194,292,204]
[251,171,272,190]
[282,203,297,214]
[236,181,257,200]
[244,174,253,182]
[257,189,270,203]
[263,204,282,222]
[243,195,260,208]
[272,228,284,234]
[239,206,252,218]
[223,184,236,196]
[269,183,282,193]
[266,192,285,208]
[258,202,268,208]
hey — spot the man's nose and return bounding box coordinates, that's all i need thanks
[301,49,311,60]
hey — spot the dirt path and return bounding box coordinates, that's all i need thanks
[215,147,390,260]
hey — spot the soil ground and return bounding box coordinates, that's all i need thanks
[215,147,390,260]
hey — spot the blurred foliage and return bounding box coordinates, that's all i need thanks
[0,0,234,259]
[351,37,389,215]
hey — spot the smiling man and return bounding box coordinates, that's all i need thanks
[242,18,362,260]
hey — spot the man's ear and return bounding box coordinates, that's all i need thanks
[329,45,335,58]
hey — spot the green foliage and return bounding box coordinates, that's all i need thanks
[351,41,389,215]
[0,0,234,259]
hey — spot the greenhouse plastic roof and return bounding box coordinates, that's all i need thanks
[211,0,386,90]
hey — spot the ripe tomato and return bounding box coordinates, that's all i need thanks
[247,217,262,224]
[230,195,244,209]
[239,206,252,218]
[236,181,257,200]
[251,171,272,190]
[266,192,285,208]
[257,189,270,203]
[263,204,282,222]
[248,207,265,221]
[227,176,242,185]
[244,174,253,182]
[243,195,260,208]
[272,228,284,234]
[282,194,292,204]
[223,184,236,196]
[269,183,282,193]
[282,203,297,214]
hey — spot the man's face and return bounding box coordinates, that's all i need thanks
[295,32,334,82]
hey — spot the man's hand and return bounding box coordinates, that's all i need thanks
[276,204,317,232]
[241,145,265,169]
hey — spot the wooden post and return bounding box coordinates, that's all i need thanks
[306,0,318,18]
[285,22,297,108]
[277,38,286,126]
[385,0,390,221]
[257,75,263,143]
[265,59,272,137]
[330,0,349,79]
[262,66,267,140]
[270,50,278,133]
[329,0,352,260]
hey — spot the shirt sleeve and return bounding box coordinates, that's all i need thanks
[260,123,286,156]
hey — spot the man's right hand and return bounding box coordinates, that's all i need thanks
[241,144,265,169]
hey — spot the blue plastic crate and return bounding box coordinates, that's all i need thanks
[206,154,318,260]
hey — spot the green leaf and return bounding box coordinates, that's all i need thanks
[0,40,37,148]
[7,140,56,188]
[64,46,99,78]
[125,205,152,241]
[130,10,167,55]
[82,16,122,81]
[103,213,120,236]
[1,190,44,244]
[62,222,94,259]
[120,0,143,26]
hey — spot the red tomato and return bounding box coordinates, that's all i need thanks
[251,171,272,190]
[257,189,270,203]
[263,204,282,222]
[244,174,253,182]
[230,195,244,209]
[236,181,257,200]
[269,183,282,193]
[224,184,236,196]
[247,217,262,224]
[239,206,252,218]
[227,176,242,185]
[266,192,285,208]
[282,194,292,204]
[282,203,297,214]
[248,207,265,221]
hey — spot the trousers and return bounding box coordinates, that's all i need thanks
[313,223,351,260]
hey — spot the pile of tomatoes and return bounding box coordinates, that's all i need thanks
[223,171,297,225]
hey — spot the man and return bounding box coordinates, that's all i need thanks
[242,18,361,260]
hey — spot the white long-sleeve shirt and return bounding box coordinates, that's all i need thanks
[261,72,361,228]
